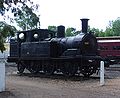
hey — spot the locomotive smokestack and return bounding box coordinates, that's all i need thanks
[80,18,89,33]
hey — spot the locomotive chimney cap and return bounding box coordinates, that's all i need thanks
[80,18,89,20]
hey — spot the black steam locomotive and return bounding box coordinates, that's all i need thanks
[8,19,100,77]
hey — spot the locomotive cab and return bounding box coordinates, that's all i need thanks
[8,37,19,62]
[8,29,56,62]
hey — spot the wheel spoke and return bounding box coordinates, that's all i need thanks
[43,64,55,75]
[80,65,95,77]
[61,62,78,77]
[28,62,40,74]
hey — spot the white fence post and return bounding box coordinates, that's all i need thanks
[0,59,5,92]
[100,61,105,86]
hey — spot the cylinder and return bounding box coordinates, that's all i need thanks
[80,18,89,33]
[57,25,65,38]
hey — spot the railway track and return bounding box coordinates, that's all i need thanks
[106,67,120,71]
[105,64,120,71]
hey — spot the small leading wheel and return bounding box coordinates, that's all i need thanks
[43,64,55,75]
[17,61,25,74]
[61,62,78,77]
[80,65,95,77]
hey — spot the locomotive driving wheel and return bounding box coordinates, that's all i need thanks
[80,64,95,77]
[61,62,78,77]
[43,64,55,75]
[17,61,25,74]
[28,61,40,74]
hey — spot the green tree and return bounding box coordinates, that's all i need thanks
[103,20,114,36]
[0,22,16,52]
[0,0,39,52]
[89,27,105,37]
[48,26,57,32]
[103,18,120,36]
[105,27,113,36]
[112,17,120,36]
[74,31,80,35]
[65,27,76,37]
[14,5,40,30]
[48,26,57,37]
[0,0,38,16]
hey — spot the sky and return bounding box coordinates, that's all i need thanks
[1,0,120,31]
[33,0,120,31]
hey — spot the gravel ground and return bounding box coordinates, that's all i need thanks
[1,65,120,98]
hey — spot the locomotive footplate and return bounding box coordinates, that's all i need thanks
[7,56,19,62]
[20,57,51,61]
[51,55,103,62]
[7,55,103,63]
[19,55,103,61]
[81,55,103,61]
[59,55,102,60]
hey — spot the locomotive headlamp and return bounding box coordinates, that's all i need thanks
[34,33,39,39]
[19,33,24,40]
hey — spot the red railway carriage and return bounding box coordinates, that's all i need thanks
[97,36,120,65]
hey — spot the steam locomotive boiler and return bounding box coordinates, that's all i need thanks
[8,19,100,77]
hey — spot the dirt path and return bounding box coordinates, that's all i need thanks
[1,66,120,98]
